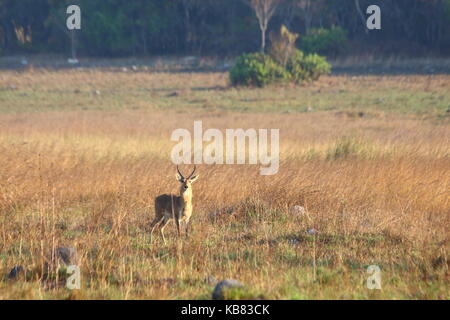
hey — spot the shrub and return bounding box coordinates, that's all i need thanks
[286,49,331,83]
[229,53,290,87]
[300,26,347,56]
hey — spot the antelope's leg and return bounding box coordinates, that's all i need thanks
[185,218,190,238]
[176,219,181,237]
[149,216,164,243]
[159,216,170,245]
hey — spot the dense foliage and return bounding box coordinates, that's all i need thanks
[299,26,348,56]
[1,0,450,57]
[286,50,331,83]
[230,49,330,87]
[229,53,290,87]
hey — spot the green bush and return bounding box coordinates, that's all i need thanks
[229,53,290,87]
[230,50,330,87]
[300,26,347,56]
[286,49,331,83]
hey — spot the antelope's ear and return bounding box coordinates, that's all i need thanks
[189,175,199,183]
[175,173,184,182]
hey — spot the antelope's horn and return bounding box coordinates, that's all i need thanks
[187,165,197,179]
[176,165,185,180]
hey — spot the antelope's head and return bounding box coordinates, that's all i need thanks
[175,165,199,197]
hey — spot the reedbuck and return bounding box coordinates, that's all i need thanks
[150,166,199,244]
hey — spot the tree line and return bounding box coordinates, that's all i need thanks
[1,0,449,57]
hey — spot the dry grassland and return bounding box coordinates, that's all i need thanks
[0,70,448,299]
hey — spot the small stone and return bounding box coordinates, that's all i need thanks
[212,279,244,300]
[93,90,101,96]
[122,67,128,72]
[167,91,179,97]
[8,266,25,280]
[307,228,318,235]
[55,247,78,265]
[289,205,306,216]
[131,65,138,71]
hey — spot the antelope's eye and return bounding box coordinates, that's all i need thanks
[184,185,188,189]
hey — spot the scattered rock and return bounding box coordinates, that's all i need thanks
[212,279,244,300]
[121,67,128,72]
[131,65,138,71]
[167,91,179,97]
[68,58,79,64]
[306,228,318,235]
[289,205,306,217]
[93,90,101,96]
[288,238,300,245]
[8,265,25,280]
[55,247,78,266]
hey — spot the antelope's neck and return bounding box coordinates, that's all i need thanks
[181,191,193,211]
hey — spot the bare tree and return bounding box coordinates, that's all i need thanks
[354,0,369,35]
[248,0,282,52]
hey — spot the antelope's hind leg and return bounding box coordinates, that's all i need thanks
[159,216,171,245]
[149,215,164,244]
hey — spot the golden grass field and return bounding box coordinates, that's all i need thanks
[0,69,449,299]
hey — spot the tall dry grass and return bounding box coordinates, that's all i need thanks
[0,109,448,299]
[0,70,449,299]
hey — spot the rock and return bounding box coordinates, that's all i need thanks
[289,205,306,217]
[68,58,79,64]
[8,266,25,280]
[131,65,138,71]
[121,67,128,72]
[306,228,318,235]
[167,91,179,97]
[93,90,101,96]
[55,247,78,265]
[212,279,244,300]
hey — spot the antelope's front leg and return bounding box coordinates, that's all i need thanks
[175,217,181,238]
[185,219,190,238]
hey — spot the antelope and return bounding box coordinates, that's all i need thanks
[150,166,199,244]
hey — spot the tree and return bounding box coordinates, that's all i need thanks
[248,0,281,53]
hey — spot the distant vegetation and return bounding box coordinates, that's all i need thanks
[1,0,450,57]
[230,26,331,87]
[0,70,448,299]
